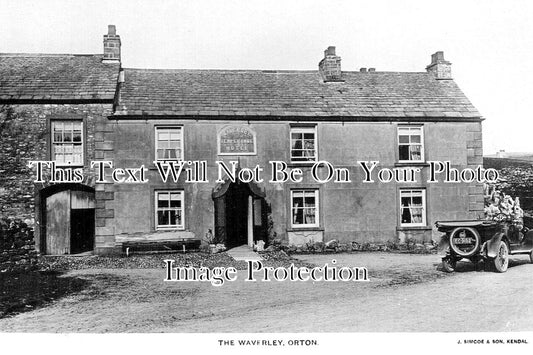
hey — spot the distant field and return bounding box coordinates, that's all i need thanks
[484,153,533,161]
[484,156,533,170]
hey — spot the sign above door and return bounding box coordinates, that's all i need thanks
[217,125,257,155]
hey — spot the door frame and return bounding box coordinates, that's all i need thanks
[38,183,95,255]
[212,178,267,248]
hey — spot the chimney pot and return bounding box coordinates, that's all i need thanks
[360,68,367,72]
[103,24,121,63]
[368,68,375,72]
[426,51,451,79]
[325,46,336,56]
[319,46,342,82]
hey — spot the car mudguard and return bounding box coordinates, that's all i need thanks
[486,232,505,258]
[522,230,533,251]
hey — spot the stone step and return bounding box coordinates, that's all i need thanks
[226,244,263,261]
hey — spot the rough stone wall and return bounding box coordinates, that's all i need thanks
[0,217,39,272]
[0,105,46,222]
[0,103,115,253]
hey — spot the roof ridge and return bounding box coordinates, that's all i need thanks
[123,68,318,73]
[0,53,102,57]
[122,67,429,75]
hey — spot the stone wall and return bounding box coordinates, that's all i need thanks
[466,121,484,214]
[0,103,115,253]
[0,217,39,272]
[0,105,46,221]
[109,119,484,246]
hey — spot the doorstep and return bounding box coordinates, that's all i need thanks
[226,245,263,262]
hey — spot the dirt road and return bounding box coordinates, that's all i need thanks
[0,253,531,332]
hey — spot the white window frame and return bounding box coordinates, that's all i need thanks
[397,125,424,163]
[51,120,84,166]
[290,126,318,163]
[290,189,319,228]
[155,190,185,230]
[155,126,184,161]
[399,189,427,227]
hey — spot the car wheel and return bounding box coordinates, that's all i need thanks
[529,249,533,264]
[442,257,457,273]
[492,241,509,273]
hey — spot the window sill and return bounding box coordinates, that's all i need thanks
[54,164,84,168]
[156,227,186,231]
[396,226,432,231]
[394,162,429,167]
[148,160,184,170]
[287,162,317,168]
[287,227,324,232]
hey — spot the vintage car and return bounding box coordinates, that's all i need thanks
[435,216,533,273]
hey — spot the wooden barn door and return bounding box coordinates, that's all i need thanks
[45,188,95,255]
[46,190,71,255]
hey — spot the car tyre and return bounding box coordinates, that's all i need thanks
[529,249,533,264]
[442,257,456,273]
[492,241,509,273]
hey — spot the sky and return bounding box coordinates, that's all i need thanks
[2,0,532,155]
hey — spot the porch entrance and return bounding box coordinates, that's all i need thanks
[42,185,95,255]
[213,180,267,248]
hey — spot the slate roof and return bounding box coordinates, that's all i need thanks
[0,54,120,102]
[114,69,481,120]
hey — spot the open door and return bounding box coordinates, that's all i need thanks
[45,190,71,255]
[43,185,95,255]
[213,180,267,248]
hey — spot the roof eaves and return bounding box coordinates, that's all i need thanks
[0,98,116,105]
[109,113,483,123]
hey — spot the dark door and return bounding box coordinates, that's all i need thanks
[70,209,95,254]
[225,183,249,248]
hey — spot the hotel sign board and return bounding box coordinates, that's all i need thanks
[218,125,257,155]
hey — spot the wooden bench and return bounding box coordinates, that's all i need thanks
[122,239,201,256]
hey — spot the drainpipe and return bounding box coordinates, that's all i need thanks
[248,196,254,247]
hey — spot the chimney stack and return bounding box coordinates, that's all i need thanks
[319,46,342,82]
[426,51,451,79]
[103,25,121,63]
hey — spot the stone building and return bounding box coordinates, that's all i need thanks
[0,25,121,254]
[0,26,484,255]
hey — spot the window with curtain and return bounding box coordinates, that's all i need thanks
[398,126,424,162]
[155,127,183,160]
[291,189,319,227]
[156,190,184,229]
[290,127,317,162]
[400,189,426,226]
[51,120,83,165]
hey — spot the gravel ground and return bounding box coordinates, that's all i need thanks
[2,252,530,332]
[1,250,313,319]
[37,250,314,271]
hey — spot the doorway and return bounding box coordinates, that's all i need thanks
[71,208,95,254]
[42,185,95,255]
[224,182,249,247]
[213,180,267,248]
